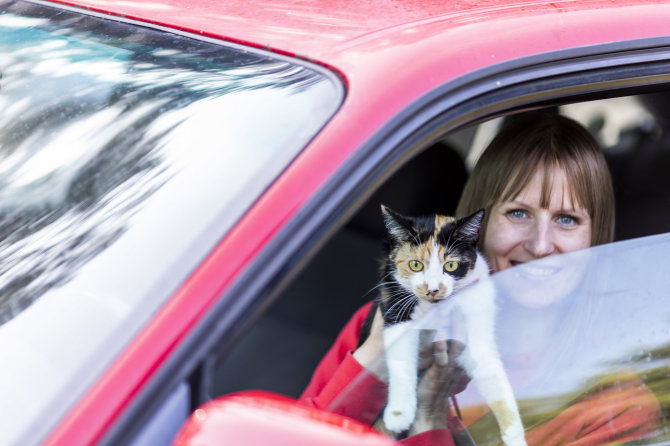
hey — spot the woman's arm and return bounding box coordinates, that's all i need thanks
[300,301,388,425]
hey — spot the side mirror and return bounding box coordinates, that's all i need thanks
[172,391,396,446]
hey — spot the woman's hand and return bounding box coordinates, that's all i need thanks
[411,339,468,435]
[353,308,470,433]
[353,306,388,381]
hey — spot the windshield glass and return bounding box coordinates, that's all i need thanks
[335,234,670,445]
[0,1,341,443]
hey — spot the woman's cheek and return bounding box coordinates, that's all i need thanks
[483,221,508,271]
[558,227,591,252]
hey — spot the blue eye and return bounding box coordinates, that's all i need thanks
[507,209,526,220]
[558,215,577,226]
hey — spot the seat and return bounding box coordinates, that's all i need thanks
[347,141,469,238]
[606,92,670,240]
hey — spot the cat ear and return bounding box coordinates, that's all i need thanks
[381,205,414,243]
[454,208,485,243]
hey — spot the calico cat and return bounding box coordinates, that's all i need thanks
[360,205,526,446]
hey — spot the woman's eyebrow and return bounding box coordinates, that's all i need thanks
[504,200,533,208]
[501,198,529,205]
[502,200,589,215]
[555,207,590,216]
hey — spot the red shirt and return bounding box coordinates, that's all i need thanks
[300,302,457,446]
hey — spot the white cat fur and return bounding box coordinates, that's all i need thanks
[382,251,526,446]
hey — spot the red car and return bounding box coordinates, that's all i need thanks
[1,0,669,445]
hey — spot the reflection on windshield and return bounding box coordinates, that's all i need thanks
[0,2,341,444]
[0,2,339,324]
[335,235,670,445]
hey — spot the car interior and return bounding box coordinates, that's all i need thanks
[209,92,670,402]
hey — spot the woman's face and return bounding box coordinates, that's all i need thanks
[484,167,592,274]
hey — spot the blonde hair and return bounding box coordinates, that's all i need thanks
[456,113,615,246]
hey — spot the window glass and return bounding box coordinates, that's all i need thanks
[0,1,341,443]
[335,234,670,444]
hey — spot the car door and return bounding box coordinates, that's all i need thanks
[28,5,670,445]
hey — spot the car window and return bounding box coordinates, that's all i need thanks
[0,1,341,444]
[333,234,670,445]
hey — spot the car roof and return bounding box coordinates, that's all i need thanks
[51,0,670,65]
[51,0,670,123]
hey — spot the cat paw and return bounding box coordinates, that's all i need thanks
[383,405,415,434]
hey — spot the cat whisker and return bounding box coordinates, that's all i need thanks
[382,284,406,292]
[367,280,401,294]
[399,300,417,323]
[383,291,413,311]
[395,295,417,323]
[383,292,413,315]
[384,292,417,323]
[363,270,399,297]
[447,238,470,254]
[445,231,454,253]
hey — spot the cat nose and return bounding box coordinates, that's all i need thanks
[427,288,439,297]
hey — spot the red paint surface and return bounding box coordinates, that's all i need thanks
[40,0,670,445]
[172,391,396,446]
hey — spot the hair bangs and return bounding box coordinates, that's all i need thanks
[499,145,550,205]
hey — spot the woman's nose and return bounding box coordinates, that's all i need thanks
[524,221,557,257]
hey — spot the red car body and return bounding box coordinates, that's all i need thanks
[6,0,670,444]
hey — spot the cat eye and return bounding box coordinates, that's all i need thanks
[408,260,424,272]
[444,261,459,272]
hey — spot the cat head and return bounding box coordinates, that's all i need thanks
[381,205,485,303]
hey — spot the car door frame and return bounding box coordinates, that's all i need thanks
[102,35,670,446]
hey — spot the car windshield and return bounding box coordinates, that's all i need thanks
[334,234,670,445]
[0,1,341,443]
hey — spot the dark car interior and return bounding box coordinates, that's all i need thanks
[210,92,670,401]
